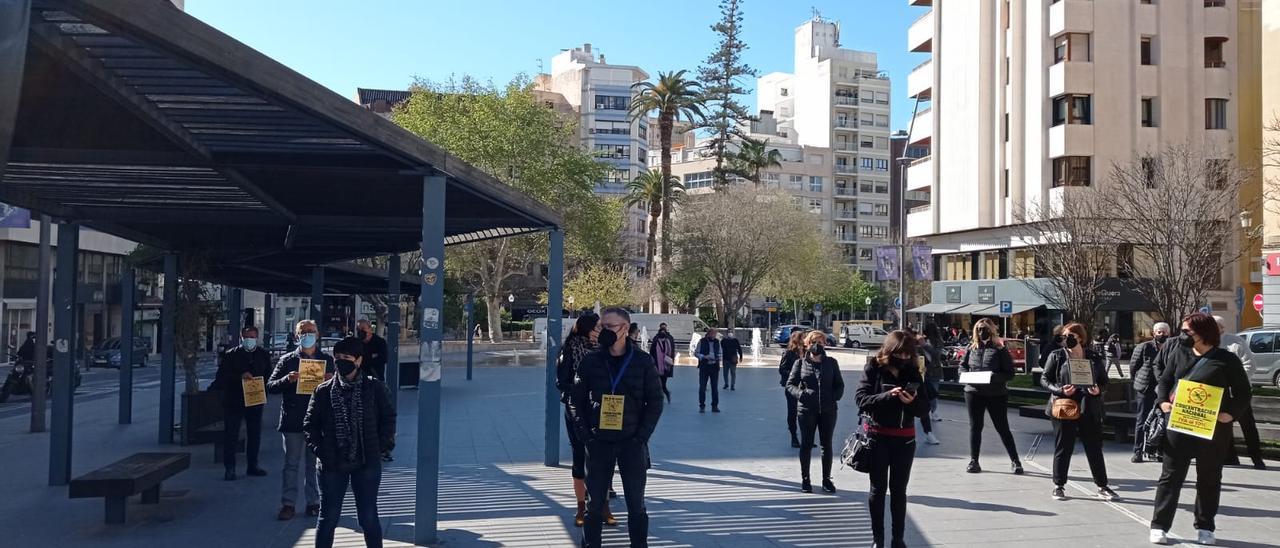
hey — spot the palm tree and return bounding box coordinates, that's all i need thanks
[730,137,783,187]
[630,70,704,291]
[624,170,684,273]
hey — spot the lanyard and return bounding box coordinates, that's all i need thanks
[607,347,635,394]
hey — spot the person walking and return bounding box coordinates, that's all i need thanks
[569,307,665,548]
[1148,313,1252,546]
[915,333,942,445]
[786,330,845,494]
[695,327,722,413]
[648,323,676,403]
[266,320,334,520]
[1131,322,1170,463]
[1041,323,1119,502]
[1038,325,1064,370]
[780,330,806,448]
[304,336,396,548]
[211,325,271,481]
[856,330,929,548]
[1213,316,1265,470]
[555,314,617,528]
[959,318,1023,475]
[721,330,743,391]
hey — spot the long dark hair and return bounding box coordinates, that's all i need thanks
[786,331,806,355]
[571,314,599,338]
[875,330,918,366]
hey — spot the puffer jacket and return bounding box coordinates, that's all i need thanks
[556,334,594,403]
[785,354,845,414]
[303,375,396,471]
[569,343,664,444]
[960,342,1015,397]
[855,357,930,430]
[1040,348,1109,422]
[1129,340,1163,394]
[266,349,335,433]
[778,349,800,386]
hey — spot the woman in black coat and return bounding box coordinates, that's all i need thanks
[553,314,615,528]
[856,330,930,548]
[786,330,845,493]
[959,317,1022,474]
[779,331,806,448]
[1041,322,1117,502]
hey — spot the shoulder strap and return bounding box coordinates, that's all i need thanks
[1182,356,1211,381]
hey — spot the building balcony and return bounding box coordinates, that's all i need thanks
[834,187,858,199]
[1205,4,1230,38]
[907,205,934,238]
[1048,123,1094,159]
[835,163,857,175]
[834,96,860,108]
[908,9,933,53]
[907,59,932,100]
[1205,65,1232,98]
[835,232,859,244]
[1049,0,1093,36]
[835,209,858,221]
[906,155,932,191]
[834,120,860,131]
[1048,61,1093,98]
[908,107,931,147]
[909,0,931,5]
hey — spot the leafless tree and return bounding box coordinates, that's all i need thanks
[1012,190,1117,323]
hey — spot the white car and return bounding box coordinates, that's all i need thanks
[841,324,888,349]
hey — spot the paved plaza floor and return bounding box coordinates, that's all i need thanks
[1,347,1276,547]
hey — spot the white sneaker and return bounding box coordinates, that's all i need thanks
[1197,529,1216,545]
[930,411,941,422]
[1148,529,1168,545]
[924,432,941,445]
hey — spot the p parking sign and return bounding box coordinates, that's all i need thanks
[998,301,1013,316]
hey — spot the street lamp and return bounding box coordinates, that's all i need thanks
[1240,210,1253,229]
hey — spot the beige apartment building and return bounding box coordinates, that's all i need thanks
[1259,1,1280,328]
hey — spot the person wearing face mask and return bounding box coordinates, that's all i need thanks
[786,330,845,494]
[648,323,675,403]
[555,314,617,528]
[721,330,743,391]
[1130,322,1171,463]
[959,318,1023,475]
[694,327,723,413]
[569,307,664,548]
[266,320,334,521]
[1148,313,1252,546]
[857,330,930,548]
[1212,316,1265,470]
[1041,323,1118,502]
[211,325,271,481]
[780,330,807,448]
[355,320,388,383]
[304,336,396,548]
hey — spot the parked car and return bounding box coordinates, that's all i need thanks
[840,324,888,349]
[772,325,808,346]
[91,337,149,368]
[1238,327,1280,387]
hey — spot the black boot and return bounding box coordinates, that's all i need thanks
[791,434,801,448]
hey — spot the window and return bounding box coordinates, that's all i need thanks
[860,157,874,170]
[1012,249,1036,278]
[859,225,874,237]
[1205,0,1226,6]
[1205,37,1227,68]
[1053,33,1091,63]
[860,139,874,149]
[1051,94,1091,126]
[874,182,889,194]
[4,244,38,282]
[859,248,873,261]
[788,174,804,190]
[943,254,973,281]
[594,144,629,159]
[603,169,629,183]
[873,226,888,238]
[1140,37,1154,66]
[981,252,1001,280]
[874,91,889,105]
[591,120,631,135]
[1141,97,1157,128]
[808,199,823,214]
[781,87,789,97]
[874,204,889,216]
[1004,113,1009,142]
[1205,98,1228,129]
[875,159,890,171]
[1003,168,1009,198]
[809,176,824,192]
[875,137,889,150]
[684,171,714,189]
[637,148,646,160]
[594,95,628,110]
[875,114,890,128]
[1248,332,1276,354]
[1052,156,1092,187]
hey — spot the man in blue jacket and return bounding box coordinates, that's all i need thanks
[695,327,722,413]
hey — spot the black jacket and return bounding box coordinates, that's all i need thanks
[919,341,943,381]
[785,354,845,414]
[1156,345,1252,420]
[960,342,1015,397]
[266,349,335,433]
[720,337,743,364]
[778,350,800,386]
[1129,340,1164,394]
[1041,349,1109,422]
[556,334,594,402]
[855,358,930,429]
[1037,337,1060,369]
[361,334,389,380]
[211,346,272,407]
[303,375,396,470]
[569,343,664,444]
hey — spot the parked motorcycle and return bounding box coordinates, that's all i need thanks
[0,353,80,403]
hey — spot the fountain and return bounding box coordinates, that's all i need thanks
[750,327,763,363]
[685,332,703,366]
[640,326,650,351]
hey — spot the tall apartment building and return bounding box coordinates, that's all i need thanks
[535,44,650,274]
[756,17,894,278]
[906,0,1248,338]
[1258,1,1280,327]
[890,131,929,233]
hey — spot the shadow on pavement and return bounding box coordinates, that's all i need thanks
[910,494,1058,517]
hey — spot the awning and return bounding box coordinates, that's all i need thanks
[1003,303,1043,315]
[950,304,997,315]
[907,303,965,314]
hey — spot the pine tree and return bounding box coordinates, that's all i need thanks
[698,0,758,186]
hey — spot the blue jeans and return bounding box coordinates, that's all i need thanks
[316,461,382,548]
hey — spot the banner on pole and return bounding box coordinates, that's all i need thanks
[875,246,899,281]
[912,245,933,281]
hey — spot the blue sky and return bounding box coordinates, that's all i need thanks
[187,0,925,131]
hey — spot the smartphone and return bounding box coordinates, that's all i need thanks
[902,382,921,394]
[882,383,897,394]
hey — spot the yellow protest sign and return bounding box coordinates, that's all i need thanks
[600,394,625,431]
[242,376,266,407]
[1168,379,1224,440]
[297,359,326,395]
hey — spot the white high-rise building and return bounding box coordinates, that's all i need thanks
[757,16,894,278]
[906,0,1245,337]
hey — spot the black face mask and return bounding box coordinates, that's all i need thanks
[335,359,358,377]
[808,343,825,357]
[977,328,992,342]
[1154,334,1168,344]
[598,329,619,349]
[1064,335,1079,349]
[1179,332,1196,347]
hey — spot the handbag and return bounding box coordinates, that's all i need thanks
[1144,357,1212,446]
[840,414,874,473]
[1051,397,1081,420]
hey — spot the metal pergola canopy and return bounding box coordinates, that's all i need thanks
[2,0,561,275]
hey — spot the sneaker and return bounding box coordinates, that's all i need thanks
[924,432,940,445]
[246,467,267,477]
[1011,461,1024,475]
[801,479,812,493]
[712,407,721,413]
[1149,529,1169,545]
[930,411,941,422]
[1131,453,1144,463]
[966,460,981,473]
[1051,486,1067,501]
[277,505,295,521]
[1253,456,1267,470]
[699,406,705,413]
[1097,486,1118,501]
[822,478,836,493]
[1197,529,1216,546]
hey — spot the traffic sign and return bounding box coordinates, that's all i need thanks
[894,297,902,309]
[1254,294,1264,313]
[998,301,1013,316]
[1199,305,1212,315]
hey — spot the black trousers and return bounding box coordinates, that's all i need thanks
[698,366,719,408]
[1227,405,1262,461]
[223,403,264,471]
[658,376,670,401]
[1133,389,1158,455]
[964,392,1020,463]
[1051,418,1108,487]
[798,410,837,480]
[1151,427,1231,532]
[868,434,916,548]
[583,438,650,548]
[784,390,799,439]
[563,405,585,479]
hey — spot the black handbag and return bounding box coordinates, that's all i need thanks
[840,414,874,473]
[1142,406,1167,452]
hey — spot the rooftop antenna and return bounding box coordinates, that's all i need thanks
[811,6,821,21]
[536,58,544,74]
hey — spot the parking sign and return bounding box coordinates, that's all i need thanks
[998,301,1013,316]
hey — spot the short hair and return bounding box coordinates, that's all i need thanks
[572,313,599,336]
[1182,313,1220,347]
[1153,322,1171,333]
[629,322,639,335]
[600,307,630,322]
[295,319,317,334]
[332,336,364,357]
[1062,322,1089,346]
[241,325,259,336]
[876,330,918,366]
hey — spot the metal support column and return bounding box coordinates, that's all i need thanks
[228,287,243,340]
[310,267,324,323]
[0,0,31,180]
[465,293,474,381]
[263,293,274,342]
[543,229,564,467]
[119,267,135,424]
[415,175,445,546]
[49,221,79,486]
[386,254,401,402]
[158,253,177,444]
[30,215,50,433]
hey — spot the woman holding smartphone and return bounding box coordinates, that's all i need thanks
[1040,322,1118,502]
[857,330,930,548]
